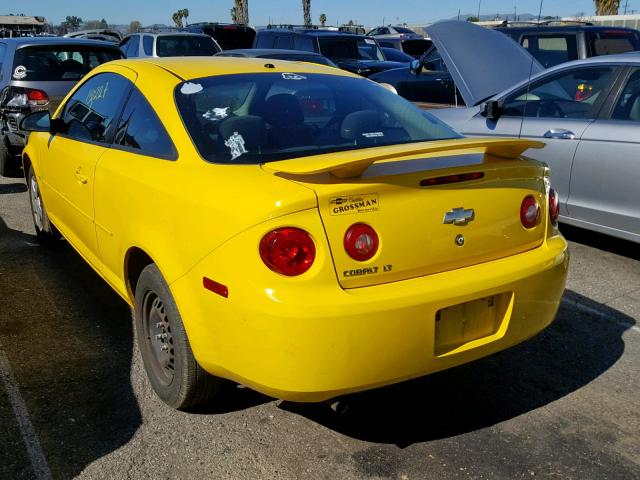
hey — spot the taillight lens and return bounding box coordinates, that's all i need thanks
[259,227,315,276]
[26,88,49,107]
[549,188,559,226]
[344,223,379,261]
[520,196,540,229]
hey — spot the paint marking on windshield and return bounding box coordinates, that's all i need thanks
[225,132,248,160]
[180,82,203,94]
[282,73,307,80]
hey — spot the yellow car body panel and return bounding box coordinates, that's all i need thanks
[22,57,569,402]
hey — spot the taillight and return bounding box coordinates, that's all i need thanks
[520,196,540,229]
[259,227,315,276]
[344,223,379,261]
[549,188,560,226]
[26,88,49,107]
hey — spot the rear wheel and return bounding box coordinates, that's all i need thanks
[134,264,223,409]
[27,165,59,242]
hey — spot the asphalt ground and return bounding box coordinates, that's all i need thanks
[0,174,638,480]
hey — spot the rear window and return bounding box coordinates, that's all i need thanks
[394,27,415,34]
[174,72,459,164]
[202,26,256,50]
[12,46,121,81]
[588,30,640,56]
[402,39,432,57]
[319,37,384,61]
[156,35,220,57]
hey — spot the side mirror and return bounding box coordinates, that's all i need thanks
[410,58,423,75]
[19,110,51,132]
[481,100,501,121]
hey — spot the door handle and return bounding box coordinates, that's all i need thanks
[543,129,576,140]
[75,169,88,184]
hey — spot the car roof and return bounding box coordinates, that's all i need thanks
[125,31,212,38]
[262,28,363,38]
[105,56,354,80]
[217,48,324,57]
[0,37,120,48]
[495,25,638,34]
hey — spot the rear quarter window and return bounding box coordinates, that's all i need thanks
[588,31,640,56]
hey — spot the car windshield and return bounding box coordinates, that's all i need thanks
[175,72,460,164]
[12,46,121,81]
[318,37,385,61]
[156,35,220,57]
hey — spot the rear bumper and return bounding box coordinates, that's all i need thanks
[171,234,568,402]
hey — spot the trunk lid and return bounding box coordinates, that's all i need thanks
[265,138,548,288]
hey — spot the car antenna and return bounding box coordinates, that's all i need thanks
[518,0,544,139]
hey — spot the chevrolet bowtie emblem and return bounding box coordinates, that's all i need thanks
[443,207,475,226]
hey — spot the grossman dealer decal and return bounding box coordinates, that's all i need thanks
[330,194,379,216]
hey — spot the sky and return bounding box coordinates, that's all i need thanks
[7,0,637,27]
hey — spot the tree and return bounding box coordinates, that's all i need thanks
[172,12,182,28]
[302,0,312,26]
[182,9,189,26]
[63,15,82,30]
[466,16,479,22]
[100,18,108,28]
[232,0,249,24]
[594,0,620,15]
[128,20,141,33]
[319,13,327,26]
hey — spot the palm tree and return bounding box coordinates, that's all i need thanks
[594,0,620,15]
[181,8,189,26]
[232,0,249,24]
[302,0,311,26]
[319,13,327,27]
[171,12,182,28]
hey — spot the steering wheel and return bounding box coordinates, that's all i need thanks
[537,101,565,118]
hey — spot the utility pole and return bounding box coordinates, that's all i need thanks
[457,9,460,21]
[477,0,482,20]
[624,0,629,14]
[514,5,517,21]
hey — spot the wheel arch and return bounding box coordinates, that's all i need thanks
[124,247,156,302]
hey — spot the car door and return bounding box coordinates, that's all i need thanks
[94,85,177,292]
[515,65,621,216]
[568,66,640,239]
[465,65,619,215]
[40,70,132,264]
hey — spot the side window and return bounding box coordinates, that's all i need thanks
[61,73,131,143]
[294,36,315,52]
[127,35,140,57]
[501,66,616,119]
[612,69,640,121]
[254,34,272,49]
[119,37,130,56]
[380,28,390,35]
[520,34,578,68]
[0,43,6,70]
[143,36,154,56]
[274,35,294,49]
[114,88,176,159]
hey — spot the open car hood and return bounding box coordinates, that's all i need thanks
[428,21,544,106]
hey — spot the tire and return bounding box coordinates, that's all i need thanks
[27,165,60,243]
[134,264,223,409]
[0,136,18,178]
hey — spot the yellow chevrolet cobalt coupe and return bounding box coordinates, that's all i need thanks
[20,58,568,409]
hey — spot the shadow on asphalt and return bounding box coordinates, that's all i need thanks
[280,291,634,447]
[560,223,640,261]
[0,215,269,478]
[0,182,27,195]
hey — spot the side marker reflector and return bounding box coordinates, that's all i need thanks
[203,277,228,298]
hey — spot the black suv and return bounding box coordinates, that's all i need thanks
[253,26,406,76]
[184,22,256,50]
[494,21,640,68]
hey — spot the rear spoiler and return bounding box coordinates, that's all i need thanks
[263,137,544,179]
